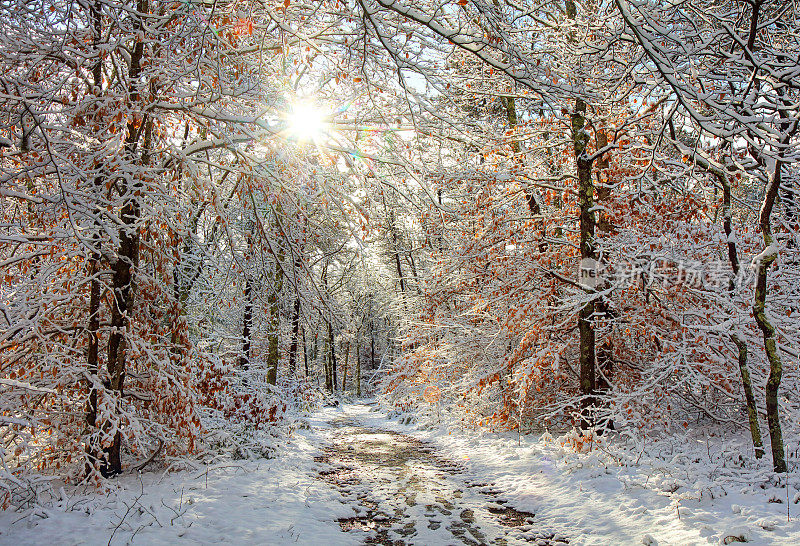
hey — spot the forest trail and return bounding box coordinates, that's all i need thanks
[0,402,794,545]
[315,403,569,545]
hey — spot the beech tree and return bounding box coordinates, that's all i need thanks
[614,0,799,472]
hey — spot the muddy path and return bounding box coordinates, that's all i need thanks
[316,413,569,545]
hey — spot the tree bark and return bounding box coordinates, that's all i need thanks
[240,275,253,377]
[85,255,101,475]
[313,330,322,387]
[356,340,361,397]
[384,199,407,299]
[753,163,787,473]
[287,295,301,379]
[104,0,150,475]
[84,0,103,478]
[370,320,376,370]
[341,341,350,391]
[302,327,309,378]
[266,250,283,386]
[753,96,796,473]
[732,334,764,458]
[324,330,332,391]
[719,171,764,459]
[572,97,598,429]
[328,320,338,392]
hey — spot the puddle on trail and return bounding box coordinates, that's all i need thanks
[316,416,568,545]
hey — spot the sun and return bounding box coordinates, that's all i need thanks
[287,101,328,142]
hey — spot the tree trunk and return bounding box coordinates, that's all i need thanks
[370,321,376,370]
[561,1,599,430]
[287,295,301,378]
[572,97,598,429]
[324,332,332,391]
[719,171,764,459]
[84,0,103,478]
[753,103,795,473]
[266,260,283,386]
[302,327,309,378]
[356,340,361,397]
[104,4,150,475]
[328,320,338,392]
[313,330,321,386]
[384,200,407,299]
[105,198,140,476]
[393,246,406,294]
[753,164,787,473]
[732,334,764,458]
[85,255,101,475]
[341,341,350,391]
[240,275,253,377]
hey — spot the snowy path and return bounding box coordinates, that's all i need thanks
[2,402,798,545]
[316,410,567,545]
[325,403,799,545]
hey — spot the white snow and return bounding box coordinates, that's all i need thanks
[0,419,356,545]
[2,402,798,545]
[751,243,779,267]
[353,402,800,545]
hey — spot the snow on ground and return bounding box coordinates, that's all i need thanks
[1,401,797,545]
[354,402,799,545]
[0,417,356,545]
[316,410,568,544]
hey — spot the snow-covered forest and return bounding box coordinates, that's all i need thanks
[1,0,799,543]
